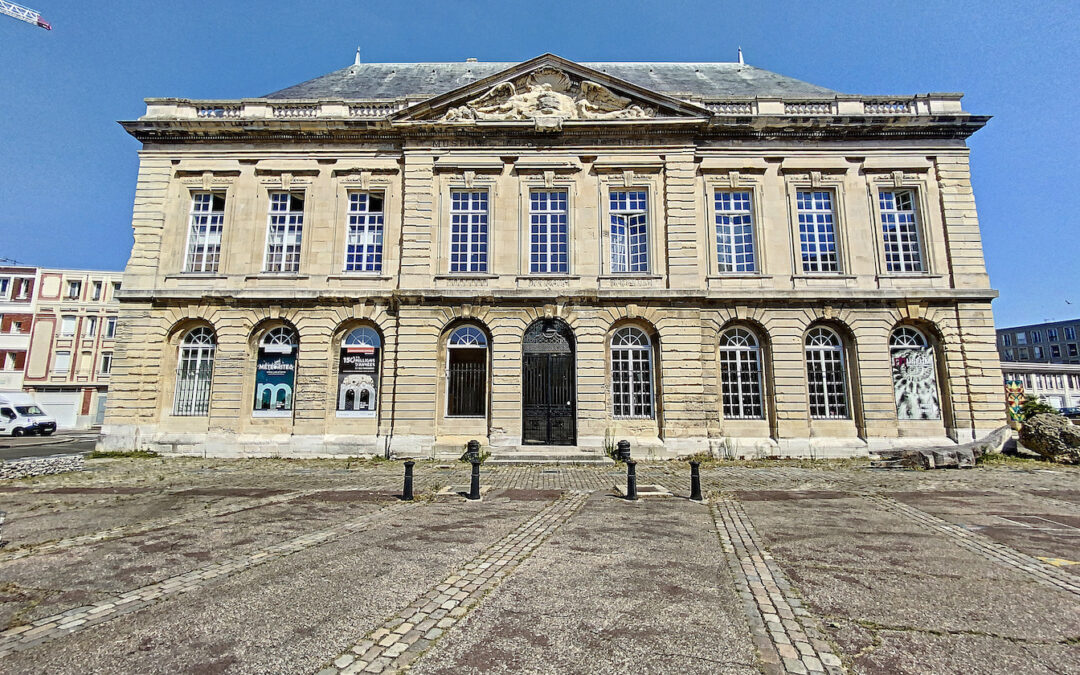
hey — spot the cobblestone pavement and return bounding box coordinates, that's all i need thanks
[0,456,1077,674]
[713,499,845,675]
[319,492,589,674]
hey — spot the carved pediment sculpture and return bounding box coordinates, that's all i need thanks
[440,68,655,123]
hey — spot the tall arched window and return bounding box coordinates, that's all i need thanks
[719,327,763,419]
[890,326,941,420]
[338,326,382,414]
[805,326,848,419]
[446,325,488,417]
[174,326,215,416]
[611,326,654,419]
[254,326,297,414]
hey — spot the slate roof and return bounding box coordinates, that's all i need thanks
[264,61,838,100]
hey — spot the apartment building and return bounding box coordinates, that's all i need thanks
[997,318,1080,365]
[23,269,122,427]
[0,266,38,390]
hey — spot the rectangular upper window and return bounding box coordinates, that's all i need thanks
[100,352,113,375]
[264,192,304,273]
[185,192,226,273]
[1066,327,1077,340]
[1016,333,1027,345]
[60,315,76,335]
[105,316,117,338]
[879,190,924,273]
[344,192,384,273]
[1031,331,1043,343]
[796,190,839,273]
[1048,328,1059,341]
[84,316,98,337]
[0,278,8,299]
[66,280,82,299]
[91,281,103,300]
[54,350,71,373]
[529,190,569,274]
[609,190,649,273]
[714,191,756,273]
[1001,334,1012,347]
[449,190,489,273]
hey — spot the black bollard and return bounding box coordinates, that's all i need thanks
[466,439,480,463]
[402,460,415,501]
[689,460,702,501]
[617,439,631,463]
[468,460,481,500]
[626,460,638,501]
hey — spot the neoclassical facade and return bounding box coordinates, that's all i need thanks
[100,54,1004,458]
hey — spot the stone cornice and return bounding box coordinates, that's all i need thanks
[117,287,998,304]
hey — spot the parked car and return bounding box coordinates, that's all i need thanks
[1059,406,1080,420]
[0,392,58,436]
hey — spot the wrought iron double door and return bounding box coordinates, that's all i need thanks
[522,352,576,445]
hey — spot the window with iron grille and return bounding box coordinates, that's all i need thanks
[610,190,649,273]
[879,190,924,273]
[345,192,384,273]
[264,192,304,273]
[446,325,488,416]
[715,191,756,273]
[718,327,763,419]
[185,192,225,273]
[805,326,848,419]
[449,190,489,273]
[796,191,839,273]
[611,326,653,418]
[530,190,569,274]
[174,327,215,416]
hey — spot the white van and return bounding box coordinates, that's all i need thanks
[0,393,58,437]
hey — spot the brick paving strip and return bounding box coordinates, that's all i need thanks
[0,487,328,562]
[869,495,1080,597]
[317,491,590,675]
[712,499,846,675]
[0,500,416,658]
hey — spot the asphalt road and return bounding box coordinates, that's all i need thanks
[0,432,98,461]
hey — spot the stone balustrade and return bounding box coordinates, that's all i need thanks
[143,93,965,121]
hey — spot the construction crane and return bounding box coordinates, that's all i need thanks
[0,1,51,30]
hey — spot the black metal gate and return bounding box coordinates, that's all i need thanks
[522,319,576,445]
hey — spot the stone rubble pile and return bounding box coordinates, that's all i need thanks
[0,454,84,480]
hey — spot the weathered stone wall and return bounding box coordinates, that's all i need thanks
[101,299,1002,458]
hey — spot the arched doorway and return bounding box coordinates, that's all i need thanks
[522,319,576,445]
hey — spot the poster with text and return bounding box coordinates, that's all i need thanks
[338,346,379,412]
[892,347,941,420]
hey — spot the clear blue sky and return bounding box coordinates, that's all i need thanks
[1,0,1076,328]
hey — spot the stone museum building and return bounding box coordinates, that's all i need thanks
[99,53,1004,458]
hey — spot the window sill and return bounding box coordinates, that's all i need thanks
[252,410,292,418]
[875,273,943,280]
[336,411,377,418]
[514,275,580,281]
[599,274,662,280]
[165,273,227,280]
[244,274,310,281]
[434,274,497,280]
[792,274,857,280]
[707,274,772,280]
[445,415,487,419]
[328,274,393,281]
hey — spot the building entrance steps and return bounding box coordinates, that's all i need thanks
[485,445,614,465]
